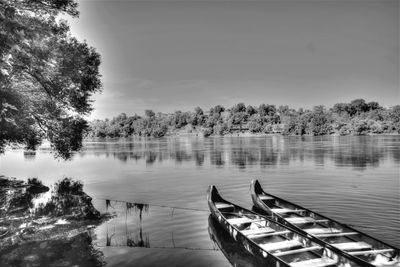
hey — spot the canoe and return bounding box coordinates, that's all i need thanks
[207,185,365,267]
[250,179,400,267]
[208,215,266,267]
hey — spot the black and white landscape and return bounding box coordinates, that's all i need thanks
[0,0,399,266]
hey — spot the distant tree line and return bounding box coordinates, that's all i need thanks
[88,99,400,138]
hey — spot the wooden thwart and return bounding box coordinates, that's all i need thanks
[260,240,302,251]
[215,203,234,210]
[290,257,338,267]
[306,229,362,240]
[227,217,264,225]
[227,217,253,225]
[248,230,290,239]
[332,242,372,251]
[348,248,394,256]
[241,227,274,236]
[271,208,305,214]
[315,232,359,238]
[305,228,342,235]
[286,217,329,224]
[259,195,274,201]
[273,245,322,257]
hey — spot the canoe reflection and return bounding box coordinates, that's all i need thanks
[208,215,266,267]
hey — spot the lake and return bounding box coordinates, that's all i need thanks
[0,135,399,267]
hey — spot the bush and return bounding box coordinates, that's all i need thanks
[27,177,43,186]
[27,177,49,194]
[55,177,84,195]
[36,177,100,219]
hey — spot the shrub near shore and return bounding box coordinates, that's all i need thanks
[88,99,400,138]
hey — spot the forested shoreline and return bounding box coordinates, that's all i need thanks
[89,99,400,138]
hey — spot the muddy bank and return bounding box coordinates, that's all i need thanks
[0,175,108,267]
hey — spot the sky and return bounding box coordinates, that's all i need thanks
[67,0,399,119]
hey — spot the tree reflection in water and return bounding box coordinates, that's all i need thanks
[82,136,399,170]
[125,202,150,248]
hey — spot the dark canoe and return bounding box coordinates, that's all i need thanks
[207,185,364,267]
[250,179,400,267]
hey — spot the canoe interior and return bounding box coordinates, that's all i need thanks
[251,180,400,266]
[208,185,363,267]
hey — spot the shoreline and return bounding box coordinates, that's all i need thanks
[85,131,400,140]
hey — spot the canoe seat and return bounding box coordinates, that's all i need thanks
[271,208,305,214]
[260,240,302,252]
[259,195,274,201]
[315,232,359,238]
[273,245,322,257]
[286,217,329,224]
[227,217,263,225]
[290,257,337,267]
[215,202,234,210]
[248,230,291,239]
[349,248,394,256]
[305,228,359,239]
[332,242,372,251]
[305,228,342,235]
[241,227,275,236]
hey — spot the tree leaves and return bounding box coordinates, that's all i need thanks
[0,0,102,159]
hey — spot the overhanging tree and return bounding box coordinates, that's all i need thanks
[0,0,102,159]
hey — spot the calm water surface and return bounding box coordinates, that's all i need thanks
[1,135,399,266]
